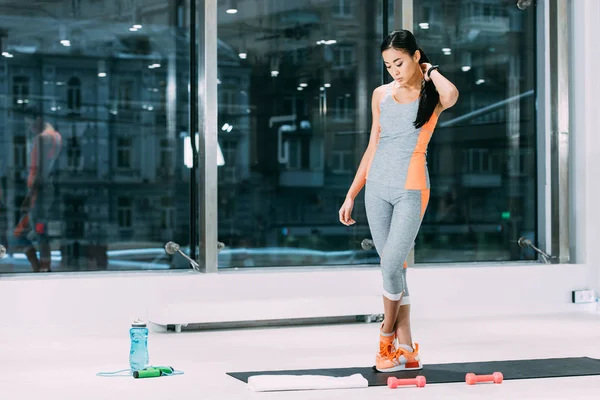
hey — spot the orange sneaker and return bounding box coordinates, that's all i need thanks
[375,332,398,372]
[393,343,423,371]
[375,338,423,373]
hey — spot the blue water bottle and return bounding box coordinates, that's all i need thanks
[129,320,149,371]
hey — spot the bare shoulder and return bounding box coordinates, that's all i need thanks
[373,84,389,96]
[372,83,390,102]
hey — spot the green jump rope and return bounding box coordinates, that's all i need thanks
[97,366,184,379]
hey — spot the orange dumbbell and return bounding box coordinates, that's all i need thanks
[387,375,426,388]
[465,372,503,385]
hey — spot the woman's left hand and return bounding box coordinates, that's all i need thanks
[420,63,433,81]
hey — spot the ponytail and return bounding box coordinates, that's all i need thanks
[414,48,439,129]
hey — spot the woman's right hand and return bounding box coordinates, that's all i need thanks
[338,197,356,226]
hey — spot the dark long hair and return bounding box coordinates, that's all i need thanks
[380,30,439,128]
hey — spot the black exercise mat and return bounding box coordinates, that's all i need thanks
[228,357,600,386]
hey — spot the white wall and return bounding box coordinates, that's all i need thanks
[3,0,600,334]
[2,263,594,335]
[571,0,600,291]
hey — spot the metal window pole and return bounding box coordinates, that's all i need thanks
[395,0,416,267]
[395,0,412,30]
[195,0,218,273]
[548,0,570,263]
[189,0,198,268]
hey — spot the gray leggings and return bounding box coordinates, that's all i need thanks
[365,180,429,304]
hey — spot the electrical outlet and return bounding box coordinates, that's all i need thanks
[572,290,596,304]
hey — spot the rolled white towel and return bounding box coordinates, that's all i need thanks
[247,373,368,392]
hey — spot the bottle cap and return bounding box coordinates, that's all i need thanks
[132,319,146,328]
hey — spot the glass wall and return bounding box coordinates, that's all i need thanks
[0,0,192,273]
[412,0,537,263]
[215,0,538,268]
[0,0,539,273]
[216,0,392,268]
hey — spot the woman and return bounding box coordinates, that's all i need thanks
[338,30,459,372]
[13,108,62,272]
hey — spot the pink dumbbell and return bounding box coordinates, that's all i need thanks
[387,375,426,388]
[465,372,503,385]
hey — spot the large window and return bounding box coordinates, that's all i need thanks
[0,0,540,274]
[214,0,537,268]
[413,0,537,262]
[216,0,391,268]
[0,0,191,273]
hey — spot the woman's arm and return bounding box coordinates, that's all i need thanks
[345,87,383,200]
[422,64,459,112]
